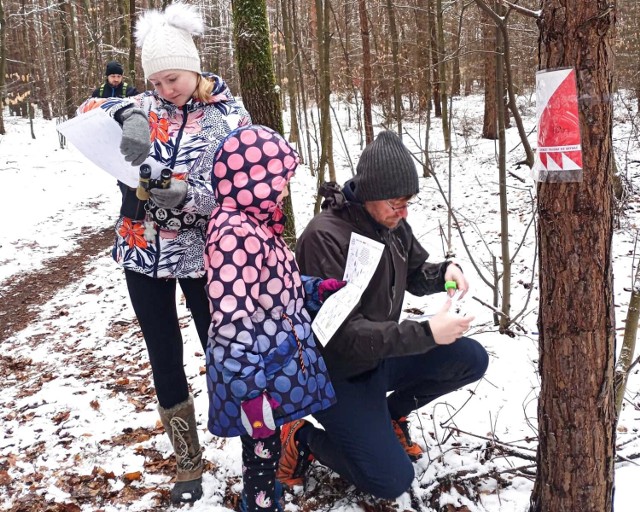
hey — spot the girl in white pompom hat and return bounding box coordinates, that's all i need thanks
[77,2,251,504]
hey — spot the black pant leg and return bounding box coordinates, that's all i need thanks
[124,269,188,408]
[310,369,415,500]
[385,337,489,419]
[241,431,281,512]
[177,276,210,352]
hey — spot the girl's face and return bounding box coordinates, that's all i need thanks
[148,70,199,107]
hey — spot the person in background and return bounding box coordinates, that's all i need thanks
[278,130,489,499]
[203,125,338,512]
[91,60,138,98]
[77,2,250,504]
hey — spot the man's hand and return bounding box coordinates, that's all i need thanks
[240,393,279,439]
[425,298,474,345]
[444,263,469,298]
[119,108,151,166]
[149,178,188,209]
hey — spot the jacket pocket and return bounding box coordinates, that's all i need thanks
[263,333,297,377]
[118,181,147,220]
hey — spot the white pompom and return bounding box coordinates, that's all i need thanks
[134,10,163,48]
[135,2,204,48]
[163,2,204,36]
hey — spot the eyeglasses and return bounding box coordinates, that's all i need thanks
[386,198,418,211]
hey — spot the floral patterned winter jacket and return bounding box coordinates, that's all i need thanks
[77,73,251,279]
[204,125,336,437]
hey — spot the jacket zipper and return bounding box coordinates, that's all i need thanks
[152,104,189,279]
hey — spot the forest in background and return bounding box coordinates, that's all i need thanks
[1,0,636,155]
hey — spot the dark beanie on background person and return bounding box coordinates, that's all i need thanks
[354,130,419,202]
[105,61,124,76]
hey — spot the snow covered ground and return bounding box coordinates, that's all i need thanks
[1,92,639,511]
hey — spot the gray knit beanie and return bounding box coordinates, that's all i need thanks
[354,131,419,202]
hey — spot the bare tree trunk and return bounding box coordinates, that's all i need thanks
[531,1,616,511]
[435,0,449,150]
[415,0,431,114]
[0,0,6,135]
[386,0,402,137]
[273,0,285,111]
[428,0,441,117]
[290,0,314,172]
[80,0,100,86]
[358,0,373,144]
[280,0,299,145]
[232,0,297,248]
[451,0,462,97]
[481,4,497,139]
[59,1,77,119]
[634,0,640,111]
[341,0,354,130]
[19,0,35,138]
[316,0,335,184]
[38,0,59,118]
[615,259,640,419]
[495,17,510,329]
[476,0,534,166]
[31,2,51,119]
[128,0,137,88]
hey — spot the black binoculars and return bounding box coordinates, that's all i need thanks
[136,164,172,200]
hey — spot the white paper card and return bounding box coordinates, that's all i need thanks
[312,232,385,346]
[56,108,163,188]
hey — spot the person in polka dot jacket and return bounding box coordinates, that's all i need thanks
[203,125,337,512]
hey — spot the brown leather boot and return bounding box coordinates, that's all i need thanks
[158,395,204,504]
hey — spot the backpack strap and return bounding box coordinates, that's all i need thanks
[122,82,128,98]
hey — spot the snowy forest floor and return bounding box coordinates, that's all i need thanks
[2,91,640,511]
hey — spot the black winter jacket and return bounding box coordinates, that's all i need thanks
[91,81,138,98]
[296,180,451,380]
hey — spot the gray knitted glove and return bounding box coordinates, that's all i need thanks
[149,178,188,209]
[119,108,151,166]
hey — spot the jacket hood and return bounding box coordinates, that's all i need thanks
[212,125,299,224]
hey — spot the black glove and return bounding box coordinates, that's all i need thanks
[119,107,151,166]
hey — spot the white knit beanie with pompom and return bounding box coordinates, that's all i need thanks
[135,2,204,78]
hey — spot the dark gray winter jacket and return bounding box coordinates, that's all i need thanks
[296,180,451,380]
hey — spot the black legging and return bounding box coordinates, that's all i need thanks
[124,269,210,409]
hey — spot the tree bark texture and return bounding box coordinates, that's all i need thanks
[358,0,374,144]
[435,0,449,149]
[531,2,616,511]
[231,0,297,248]
[385,0,402,137]
[415,0,432,114]
[128,0,137,88]
[0,0,5,134]
[428,0,441,118]
[280,0,299,145]
[481,5,497,139]
[316,0,335,183]
[232,0,283,133]
[59,1,77,119]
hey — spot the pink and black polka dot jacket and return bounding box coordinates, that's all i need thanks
[204,125,336,437]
